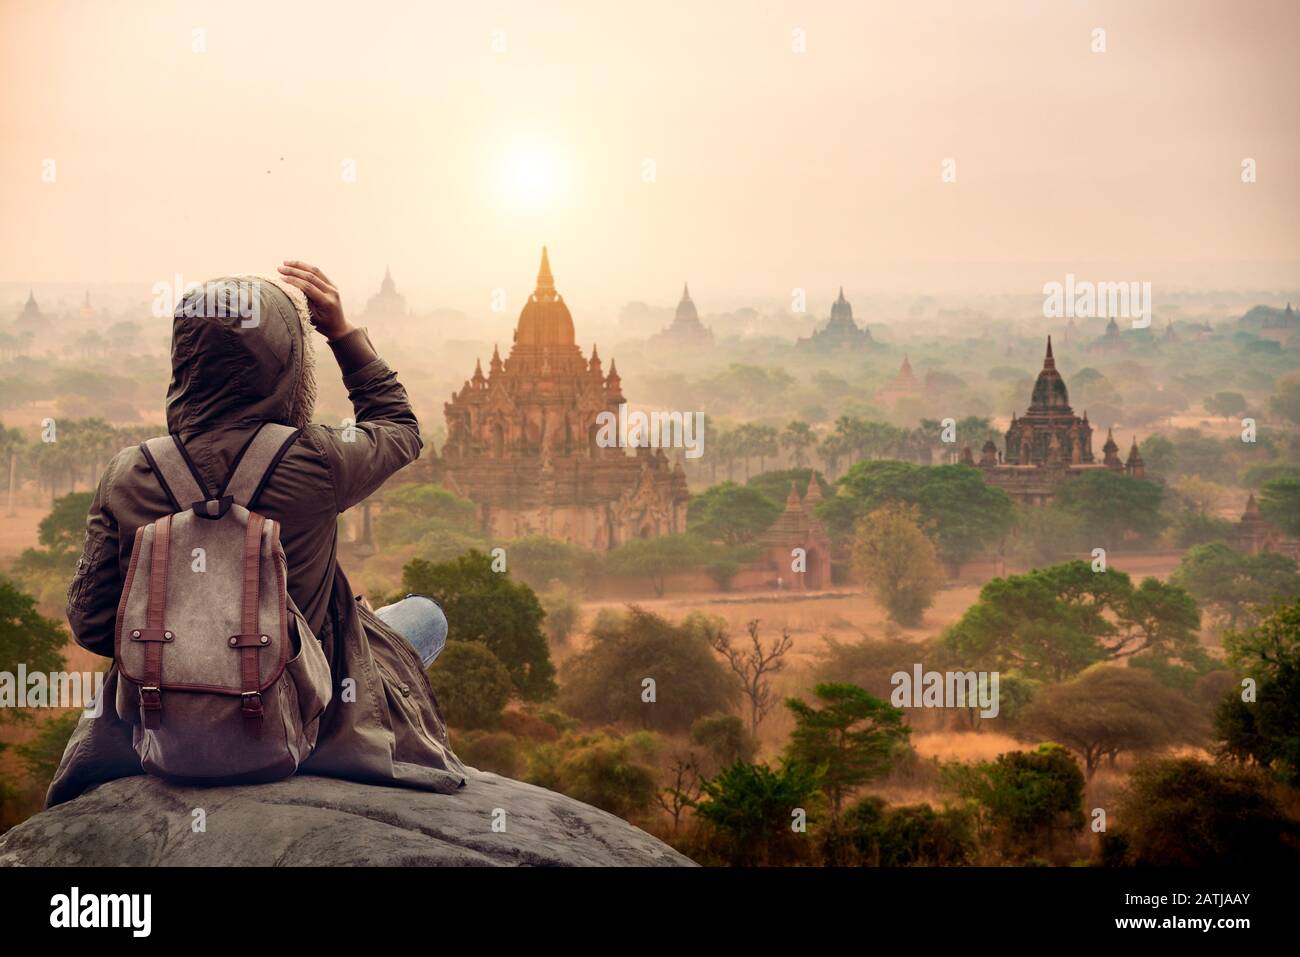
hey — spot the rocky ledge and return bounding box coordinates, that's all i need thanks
[0,770,695,867]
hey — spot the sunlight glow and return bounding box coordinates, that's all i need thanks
[494,139,568,215]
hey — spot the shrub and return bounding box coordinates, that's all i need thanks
[427,641,514,730]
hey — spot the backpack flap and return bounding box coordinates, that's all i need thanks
[115,511,291,702]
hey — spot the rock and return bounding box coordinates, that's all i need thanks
[0,771,695,867]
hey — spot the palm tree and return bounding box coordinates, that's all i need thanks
[780,420,815,468]
[0,424,26,516]
[752,424,780,475]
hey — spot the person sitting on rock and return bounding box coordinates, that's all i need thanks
[48,262,466,806]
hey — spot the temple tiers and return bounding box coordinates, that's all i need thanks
[435,248,689,549]
[975,337,1143,504]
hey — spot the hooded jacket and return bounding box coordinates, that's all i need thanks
[47,276,465,806]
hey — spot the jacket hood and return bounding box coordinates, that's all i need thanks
[166,275,317,434]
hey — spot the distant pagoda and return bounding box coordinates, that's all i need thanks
[361,266,410,323]
[797,288,874,352]
[649,283,714,348]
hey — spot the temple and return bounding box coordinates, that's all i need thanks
[14,290,45,332]
[361,267,410,324]
[1232,493,1300,560]
[434,248,689,549]
[649,283,714,348]
[875,354,921,407]
[797,288,873,351]
[972,337,1144,504]
[756,479,832,589]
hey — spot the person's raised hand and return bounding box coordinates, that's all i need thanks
[277,261,354,341]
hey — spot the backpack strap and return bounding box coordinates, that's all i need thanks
[140,436,210,514]
[137,513,174,730]
[233,513,271,738]
[221,423,301,511]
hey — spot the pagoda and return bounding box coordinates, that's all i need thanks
[797,288,873,351]
[362,267,410,323]
[875,354,921,406]
[975,337,1143,504]
[649,283,714,348]
[435,248,689,549]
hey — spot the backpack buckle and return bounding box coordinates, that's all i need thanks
[139,686,162,729]
[241,690,265,737]
[192,496,234,520]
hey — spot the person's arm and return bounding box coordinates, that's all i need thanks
[278,261,424,513]
[66,455,123,658]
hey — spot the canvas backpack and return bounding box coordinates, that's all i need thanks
[114,423,332,783]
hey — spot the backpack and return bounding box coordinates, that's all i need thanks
[114,423,333,783]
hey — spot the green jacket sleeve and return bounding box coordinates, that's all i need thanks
[306,328,425,514]
[66,453,124,658]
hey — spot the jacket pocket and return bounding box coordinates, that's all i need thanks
[66,531,109,612]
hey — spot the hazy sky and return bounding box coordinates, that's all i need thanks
[2,0,1297,314]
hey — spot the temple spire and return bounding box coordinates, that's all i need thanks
[1043,335,1055,370]
[535,246,555,299]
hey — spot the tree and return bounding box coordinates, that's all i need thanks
[657,753,704,832]
[1172,542,1300,631]
[607,534,709,596]
[1016,665,1205,779]
[1204,391,1247,420]
[1260,477,1300,537]
[0,577,66,729]
[375,484,477,548]
[851,502,944,626]
[687,482,781,545]
[828,797,975,867]
[745,467,831,505]
[689,713,757,772]
[426,640,514,730]
[1053,470,1167,551]
[538,583,582,645]
[1268,374,1300,426]
[945,561,1202,681]
[779,420,816,468]
[501,536,597,592]
[1216,600,1300,785]
[820,460,1012,575]
[948,744,1086,862]
[784,683,911,815]
[402,550,556,700]
[694,760,821,866]
[0,423,26,516]
[1103,758,1299,867]
[706,617,793,736]
[526,731,660,819]
[36,490,94,553]
[558,606,739,733]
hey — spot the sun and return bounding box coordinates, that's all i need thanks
[494,139,568,215]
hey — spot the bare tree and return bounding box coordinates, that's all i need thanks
[656,753,703,832]
[711,618,794,737]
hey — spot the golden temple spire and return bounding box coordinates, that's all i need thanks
[535,246,556,300]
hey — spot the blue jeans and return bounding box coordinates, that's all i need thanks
[375,594,448,669]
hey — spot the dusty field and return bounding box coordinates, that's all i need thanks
[566,548,1190,763]
[0,504,47,564]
